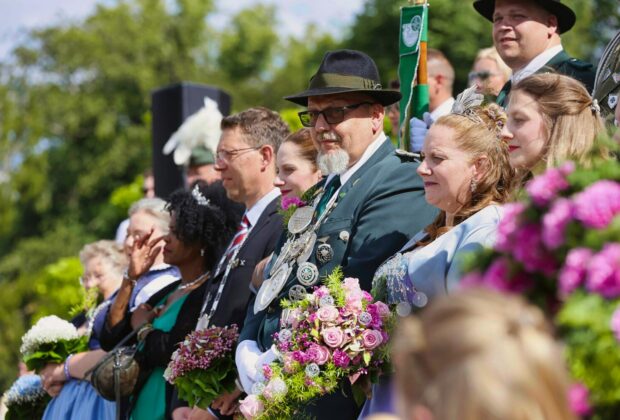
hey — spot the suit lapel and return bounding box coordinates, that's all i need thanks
[242,197,280,247]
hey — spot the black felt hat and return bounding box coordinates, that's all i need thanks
[284,49,402,107]
[473,0,576,34]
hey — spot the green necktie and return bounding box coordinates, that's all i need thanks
[497,79,512,108]
[316,175,341,216]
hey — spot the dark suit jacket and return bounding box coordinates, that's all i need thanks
[497,50,595,107]
[240,139,438,349]
[205,196,284,330]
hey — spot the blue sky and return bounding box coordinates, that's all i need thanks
[0,0,365,59]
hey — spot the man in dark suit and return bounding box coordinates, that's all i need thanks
[236,49,437,419]
[473,0,595,107]
[173,107,288,420]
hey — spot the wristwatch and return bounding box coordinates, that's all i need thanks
[123,268,137,286]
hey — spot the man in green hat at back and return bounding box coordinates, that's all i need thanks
[473,0,595,107]
[185,145,220,187]
[235,49,437,418]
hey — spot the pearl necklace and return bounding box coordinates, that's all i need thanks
[178,271,210,290]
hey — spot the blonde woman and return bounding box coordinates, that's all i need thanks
[502,73,607,176]
[361,92,515,416]
[469,47,511,96]
[392,288,575,420]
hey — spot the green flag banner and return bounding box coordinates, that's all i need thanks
[398,2,429,150]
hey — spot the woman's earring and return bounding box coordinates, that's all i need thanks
[200,249,205,257]
[470,178,478,193]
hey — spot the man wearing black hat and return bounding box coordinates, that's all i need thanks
[473,0,595,107]
[235,49,437,418]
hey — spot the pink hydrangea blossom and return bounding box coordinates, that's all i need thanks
[281,196,305,211]
[586,243,620,298]
[558,248,593,296]
[526,162,573,207]
[481,257,532,293]
[541,198,574,249]
[568,383,592,416]
[512,223,558,274]
[496,202,526,252]
[573,180,620,229]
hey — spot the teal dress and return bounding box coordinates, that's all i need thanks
[131,293,188,420]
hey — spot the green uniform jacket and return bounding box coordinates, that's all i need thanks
[240,138,438,350]
[497,50,595,107]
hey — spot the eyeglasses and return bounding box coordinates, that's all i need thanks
[468,71,499,81]
[298,102,373,127]
[215,146,261,163]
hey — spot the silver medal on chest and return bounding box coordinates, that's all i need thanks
[288,284,308,302]
[270,238,293,276]
[287,206,315,234]
[254,262,292,313]
[316,243,334,264]
[296,232,317,265]
[296,262,320,286]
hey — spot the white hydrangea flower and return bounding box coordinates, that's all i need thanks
[20,315,80,356]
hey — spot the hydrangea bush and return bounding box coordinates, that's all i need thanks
[463,155,620,419]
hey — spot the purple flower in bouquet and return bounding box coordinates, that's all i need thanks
[526,162,573,207]
[611,306,620,343]
[281,196,305,211]
[568,382,592,416]
[558,248,593,296]
[542,198,574,249]
[496,202,526,252]
[513,223,557,274]
[306,344,330,365]
[333,349,351,368]
[586,243,620,298]
[573,180,620,229]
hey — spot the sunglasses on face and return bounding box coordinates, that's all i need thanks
[468,70,499,81]
[298,102,373,127]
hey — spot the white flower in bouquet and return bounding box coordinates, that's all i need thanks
[20,315,80,356]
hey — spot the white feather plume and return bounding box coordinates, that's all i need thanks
[451,85,484,115]
[163,97,223,166]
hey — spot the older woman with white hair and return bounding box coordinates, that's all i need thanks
[40,240,128,419]
[99,197,180,350]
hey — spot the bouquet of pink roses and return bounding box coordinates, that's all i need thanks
[462,154,620,418]
[239,268,394,419]
[164,324,239,409]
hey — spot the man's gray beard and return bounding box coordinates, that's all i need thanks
[317,149,350,175]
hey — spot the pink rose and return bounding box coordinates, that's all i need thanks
[239,395,264,419]
[321,327,345,348]
[372,301,390,319]
[361,329,383,350]
[262,377,287,401]
[306,344,330,365]
[343,277,362,293]
[316,305,339,323]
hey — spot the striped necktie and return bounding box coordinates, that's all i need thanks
[226,214,251,261]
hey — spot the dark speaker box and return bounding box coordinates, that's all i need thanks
[151,82,231,199]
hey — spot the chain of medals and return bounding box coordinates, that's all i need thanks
[195,228,252,331]
[254,183,343,313]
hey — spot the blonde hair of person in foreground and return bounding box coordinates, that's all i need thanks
[392,288,576,420]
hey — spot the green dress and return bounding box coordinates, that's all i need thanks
[131,292,188,420]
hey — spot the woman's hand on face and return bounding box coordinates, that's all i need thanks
[128,227,165,279]
[131,303,155,330]
[211,388,243,416]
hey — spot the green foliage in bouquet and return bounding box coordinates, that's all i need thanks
[174,356,237,409]
[24,336,89,372]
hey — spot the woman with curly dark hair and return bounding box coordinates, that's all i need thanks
[101,181,242,420]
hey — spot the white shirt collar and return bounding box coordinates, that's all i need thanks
[326,132,387,186]
[245,187,281,228]
[430,97,455,121]
[511,45,563,84]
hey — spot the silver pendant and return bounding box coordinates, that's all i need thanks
[316,243,334,264]
[288,284,308,302]
[270,238,292,276]
[296,262,320,287]
[288,206,315,234]
[296,232,317,265]
[195,314,210,331]
[254,263,292,314]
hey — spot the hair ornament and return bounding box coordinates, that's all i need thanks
[191,185,210,206]
[590,99,601,115]
[450,85,485,124]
